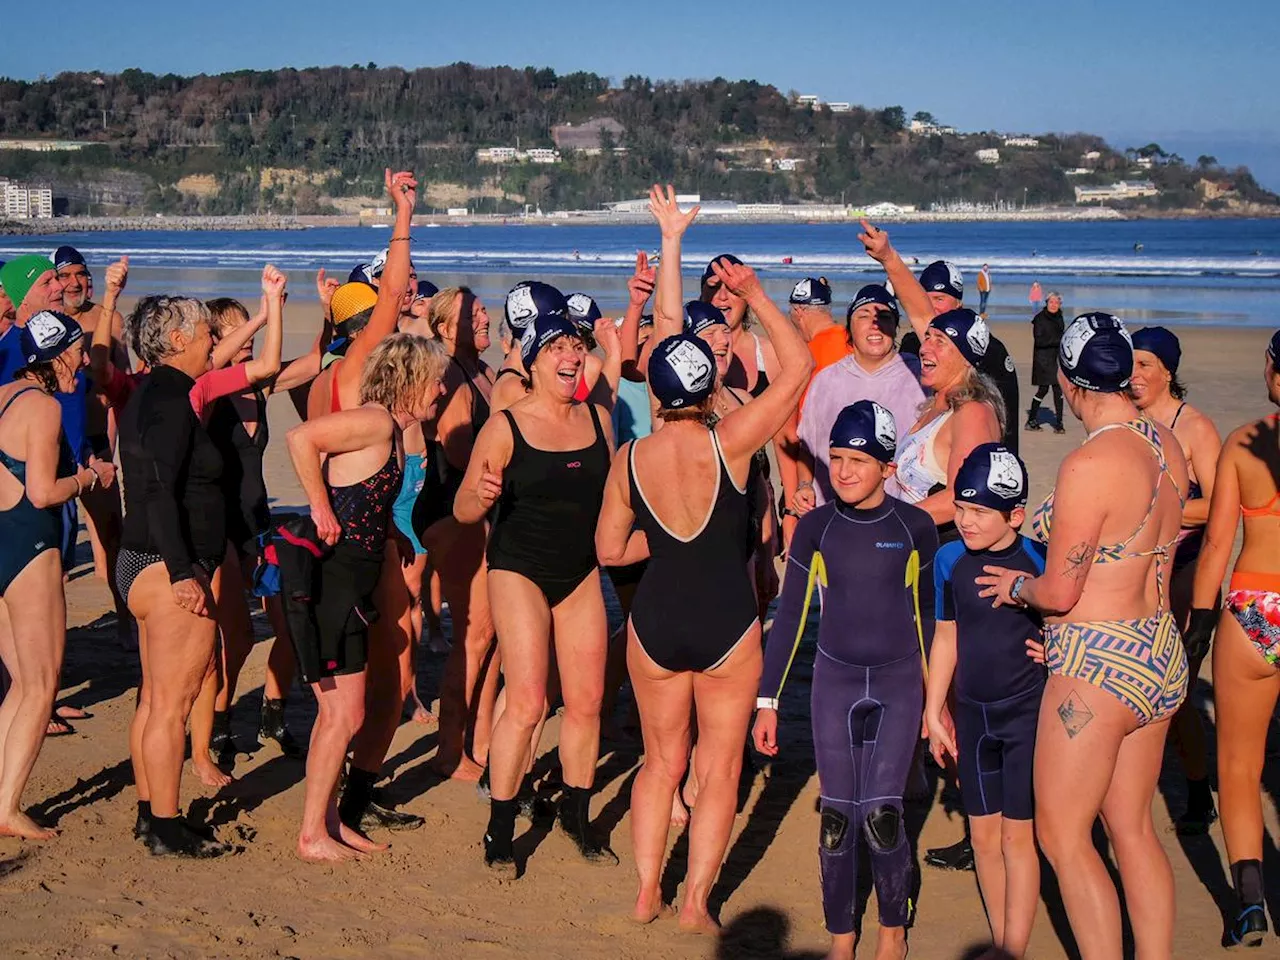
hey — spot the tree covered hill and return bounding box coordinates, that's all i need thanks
[0,63,1273,216]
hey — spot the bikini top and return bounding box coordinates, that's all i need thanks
[1031,417,1184,606]
[1238,414,1280,519]
[887,409,953,505]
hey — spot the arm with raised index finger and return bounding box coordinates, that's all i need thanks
[453,413,514,525]
[713,263,813,477]
[858,220,933,339]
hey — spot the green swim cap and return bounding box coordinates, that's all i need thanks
[0,255,56,309]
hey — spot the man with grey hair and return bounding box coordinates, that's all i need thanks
[1027,290,1066,432]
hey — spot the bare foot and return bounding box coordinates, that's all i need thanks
[297,833,364,863]
[669,792,689,828]
[873,927,908,960]
[45,716,75,737]
[0,811,58,840]
[406,693,436,726]
[336,821,389,854]
[192,756,234,789]
[682,777,699,812]
[631,887,674,924]
[55,705,90,720]
[429,754,485,783]
[677,906,720,936]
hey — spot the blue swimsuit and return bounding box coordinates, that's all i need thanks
[0,387,66,593]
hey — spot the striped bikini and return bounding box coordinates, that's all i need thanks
[1032,417,1189,726]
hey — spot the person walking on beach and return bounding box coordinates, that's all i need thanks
[977,264,992,315]
[1027,292,1066,433]
[1028,281,1043,310]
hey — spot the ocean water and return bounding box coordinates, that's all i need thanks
[4,217,1279,327]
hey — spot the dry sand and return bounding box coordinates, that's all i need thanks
[3,317,1278,959]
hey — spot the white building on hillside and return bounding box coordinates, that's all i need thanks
[797,95,820,106]
[827,102,852,113]
[1074,180,1159,203]
[525,148,560,164]
[1003,136,1039,148]
[0,179,54,218]
[476,147,517,163]
[976,148,1001,164]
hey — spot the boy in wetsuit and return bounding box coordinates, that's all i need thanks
[925,443,1045,959]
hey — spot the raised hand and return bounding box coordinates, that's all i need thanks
[594,317,621,358]
[315,267,341,309]
[262,263,287,300]
[648,184,699,238]
[476,459,503,510]
[627,250,657,305]
[858,219,893,263]
[104,257,129,297]
[386,168,418,215]
[709,257,764,302]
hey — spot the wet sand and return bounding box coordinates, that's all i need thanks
[4,313,1278,959]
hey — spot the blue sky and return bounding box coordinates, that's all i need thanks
[9,0,1280,188]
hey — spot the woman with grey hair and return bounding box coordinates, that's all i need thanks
[117,295,231,858]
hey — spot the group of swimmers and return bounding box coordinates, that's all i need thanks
[0,172,1278,956]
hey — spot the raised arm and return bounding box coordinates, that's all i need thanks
[858,220,932,339]
[587,318,623,411]
[91,257,129,384]
[244,264,286,385]
[211,312,264,370]
[337,169,417,393]
[638,185,699,376]
[713,260,814,475]
[453,414,514,525]
[620,251,655,382]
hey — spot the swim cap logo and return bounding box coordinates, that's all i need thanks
[946,262,963,293]
[986,451,1024,500]
[792,279,812,302]
[1005,355,1015,372]
[519,321,537,357]
[665,340,714,397]
[370,248,388,278]
[967,316,990,357]
[507,285,537,328]
[849,437,868,446]
[1059,321,1095,370]
[567,293,593,320]
[960,488,978,497]
[27,311,66,351]
[872,401,896,453]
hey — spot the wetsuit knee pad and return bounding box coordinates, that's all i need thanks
[864,804,903,853]
[820,807,851,852]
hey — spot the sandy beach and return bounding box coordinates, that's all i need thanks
[2,312,1277,960]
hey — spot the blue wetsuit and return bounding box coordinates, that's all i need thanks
[761,495,938,934]
[934,535,1046,820]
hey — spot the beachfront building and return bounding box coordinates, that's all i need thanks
[525,149,561,164]
[476,147,518,164]
[1003,136,1040,148]
[0,138,90,152]
[0,178,54,219]
[976,148,1001,164]
[1074,180,1160,204]
[475,147,561,165]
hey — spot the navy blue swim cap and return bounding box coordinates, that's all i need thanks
[1131,326,1181,375]
[505,280,568,336]
[929,308,989,367]
[649,334,717,409]
[955,443,1029,511]
[1059,313,1134,392]
[639,313,654,329]
[19,310,83,366]
[414,279,439,301]
[566,293,603,334]
[700,254,744,289]
[789,277,832,306]
[919,260,963,300]
[1269,329,1280,362]
[684,300,728,336]
[828,400,897,462]
[847,284,900,326]
[52,246,86,272]
[349,263,373,285]
[519,311,580,370]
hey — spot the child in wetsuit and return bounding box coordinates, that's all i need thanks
[925,443,1045,959]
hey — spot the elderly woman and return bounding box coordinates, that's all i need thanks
[0,312,105,839]
[1027,292,1066,433]
[286,333,447,863]
[979,314,1190,960]
[886,308,1003,538]
[1185,329,1280,948]
[118,296,231,857]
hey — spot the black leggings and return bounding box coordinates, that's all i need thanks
[1030,384,1063,421]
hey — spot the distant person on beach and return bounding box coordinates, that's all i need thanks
[1129,326,1223,837]
[1184,329,1280,948]
[1026,292,1066,433]
[979,314,1190,960]
[857,225,1020,454]
[1028,281,1043,309]
[757,400,935,960]
[977,263,992,315]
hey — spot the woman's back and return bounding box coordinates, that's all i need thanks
[1231,413,1280,574]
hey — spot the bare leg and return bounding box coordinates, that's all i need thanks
[1000,818,1039,958]
[681,631,762,934]
[401,552,434,723]
[1034,676,1133,960]
[188,557,233,788]
[551,572,607,789]
[0,552,66,839]
[130,618,151,802]
[213,546,257,714]
[424,563,447,652]
[626,625,692,923]
[970,813,1007,945]
[80,483,132,645]
[263,595,295,700]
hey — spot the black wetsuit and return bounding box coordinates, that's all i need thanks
[629,430,757,671]
[486,405,609,606]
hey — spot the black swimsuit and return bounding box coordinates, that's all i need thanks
[486,404,609,606]
[207,389,270,557]
[629,429,757,671]
[412,358,492,536]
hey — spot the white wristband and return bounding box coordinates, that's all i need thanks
[755,697,779,711]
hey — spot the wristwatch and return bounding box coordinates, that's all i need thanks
[781,507,801,519]
[756,697,779,711]
[1009,574,1028,607]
